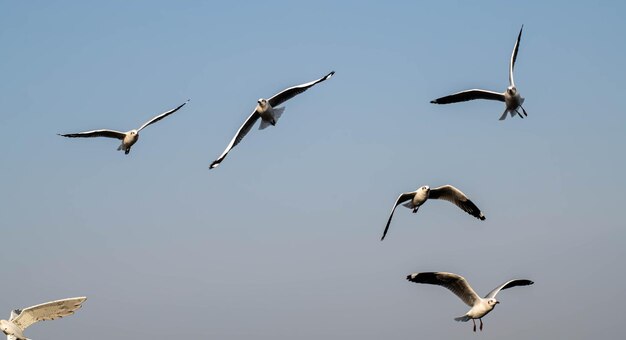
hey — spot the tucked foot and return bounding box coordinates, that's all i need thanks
[480,318,483,331]
[412,207,419,213]
[473,319,476,332]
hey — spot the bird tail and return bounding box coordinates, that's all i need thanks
[259,107,285,130]
[499,109,508,121]
[402,202,413,209]
[454,315,470,322]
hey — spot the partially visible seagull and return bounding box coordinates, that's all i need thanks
[0,296,87,340]
[59,100,189,154]
[406,272,533,332]
[381,185,485,241]
[209,71,335,169]
[431,25,527,120]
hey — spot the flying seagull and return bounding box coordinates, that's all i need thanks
[431,25,527,120]
[209,71,335,169]
[59,100,189,154]
[406,272,533,332]
[0,297,87,340]
[381,185,485,241]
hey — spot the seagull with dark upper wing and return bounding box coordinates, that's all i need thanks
[431,25,527,120]
[406,272,533,332]
[209,71,335,169]
[381,185,485,241]
[58,100,189,154]
[0,297,86,340]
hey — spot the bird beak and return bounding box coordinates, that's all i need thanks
[496,301,500,304]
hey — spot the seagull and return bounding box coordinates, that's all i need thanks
[381,185,485,240]
[406,272,533,332]
[209,71,335,169]
[430,25,527,120]
[58,100,189,154]
[0,297,86,340]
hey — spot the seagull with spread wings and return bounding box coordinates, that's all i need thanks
[431,26,527,120]
[58,100,189,154]
[0,297,86,340]
[381,185,485,240]
[407,272,533,332]
[209,71,335,169]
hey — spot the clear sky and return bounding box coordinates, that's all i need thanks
[1,1,625,339]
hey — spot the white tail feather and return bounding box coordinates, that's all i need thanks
[402,202,413,209]
[258,107,286,130]
[499,109,508,121]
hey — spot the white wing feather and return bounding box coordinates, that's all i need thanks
[11,297,87,331]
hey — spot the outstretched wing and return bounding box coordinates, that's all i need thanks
[430,89,505,104]
[138,99,189,132]
[407,272,480,307]
[209,110,261,169]
[509,25,524,87]
[484,279,533,299]
[58,129,126,140]
[11,297,87,331]
[428,185,485,220]
[267,71,334,108]
[381,192,415,241]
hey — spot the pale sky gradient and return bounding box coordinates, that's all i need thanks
[1,1,625,339]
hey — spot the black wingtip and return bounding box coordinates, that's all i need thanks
[327,71,335,78]
[430,100,438,104]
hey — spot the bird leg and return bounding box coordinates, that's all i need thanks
[520,105,528,116]
[472,319,477,332]
[412,207,419,213]
[515,109,524,119]
[125,148,130,155]
[480,318,483,331]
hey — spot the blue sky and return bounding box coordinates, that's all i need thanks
[1,1,625,339]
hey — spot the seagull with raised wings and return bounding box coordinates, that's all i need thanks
[431,26,527,120]
[59,100,189,154]
[381,185,485,240]
[209,71,335,169]
[0,297,86,340]
[407,272,533,332]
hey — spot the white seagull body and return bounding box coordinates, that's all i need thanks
[0,297,86,340]
[209,71,335,169]
[431,26,527,120]
[59,100,189,154]
[381,185,485,240]
[406,272,533,332]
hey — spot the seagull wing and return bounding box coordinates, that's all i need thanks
[267,71,334,108]
[209,110,261,169]
[381,192,415,241]
[137,99,189,132]
[430,89,505,104]
[509,25,523,87]
[428,185,486,220]
[11,297,87,331]
[484,279,533,299]
[407,272,480,307]
[58,129,126,140]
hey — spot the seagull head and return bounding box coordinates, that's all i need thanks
[487,298,499,307]
[257,98,267,107]
[0,320,11,335]
[422,186,430,192]
[507,86,517,95]
[129,130,137,135]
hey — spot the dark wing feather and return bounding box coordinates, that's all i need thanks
[484,279,533,299]
[381,192,415,241]
[138,99,189,132]
[430,89,505,104]
[428,185,485,220]
[267,71,334,108]
[407,272,480,307]
[58,129,126,140]
[509,25,523,87]
[209,110,261,169]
